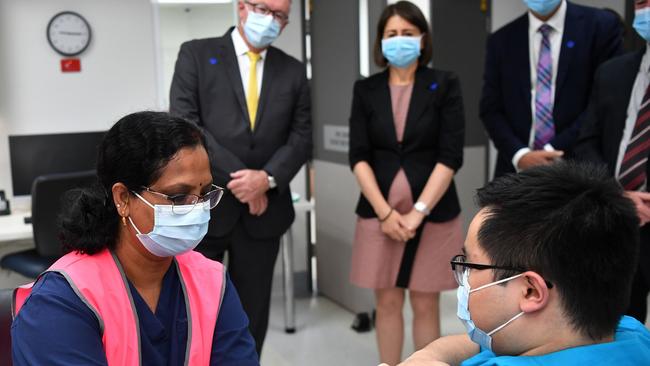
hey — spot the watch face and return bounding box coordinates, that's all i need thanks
[47,11,91,57]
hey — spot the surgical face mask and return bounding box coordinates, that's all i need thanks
[128,192,210,257]
[243,11,281,49]
[456,270,525,351]
[523,0,562,16]
[381,35,422,69]
[634,6,650,43]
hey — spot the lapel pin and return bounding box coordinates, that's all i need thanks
[566,40,575,49]
[429,82,438,91]
[209,57,218,65]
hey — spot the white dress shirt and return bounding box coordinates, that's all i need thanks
[512,0,567,170]
[231,28,266,100]
[615,44,650,191]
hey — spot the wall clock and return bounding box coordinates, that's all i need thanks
[47,11,92,57]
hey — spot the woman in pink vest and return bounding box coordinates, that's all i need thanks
[11,111,259,365]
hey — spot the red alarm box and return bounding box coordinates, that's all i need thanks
[61,58,81,72]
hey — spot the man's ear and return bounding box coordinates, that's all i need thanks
[518,271,551,314]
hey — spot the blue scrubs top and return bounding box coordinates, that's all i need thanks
[461,316,650,366]
[11,264,259,366]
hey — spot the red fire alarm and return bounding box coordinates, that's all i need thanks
[61,58,81,73]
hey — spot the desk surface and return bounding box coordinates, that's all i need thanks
[0,209,32,242]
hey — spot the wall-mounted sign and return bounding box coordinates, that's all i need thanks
[323,125,349,153]
[61,58,81,72]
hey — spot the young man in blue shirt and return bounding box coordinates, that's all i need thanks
[398,162,650,365]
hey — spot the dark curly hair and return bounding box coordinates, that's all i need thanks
[59,111,206,255]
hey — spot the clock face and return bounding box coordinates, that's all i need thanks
[47,11,91,57]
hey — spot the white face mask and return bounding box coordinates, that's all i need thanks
[128,192,210,257]
[456,270,525,351]
[243,11,281,48]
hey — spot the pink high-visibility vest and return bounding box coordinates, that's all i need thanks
[13,249,225,366]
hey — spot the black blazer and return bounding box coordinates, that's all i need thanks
[348,67,464,222]
[575,49,650,281]
[170,28,312,239]
[480,1,622,177]
[575,50,645,177]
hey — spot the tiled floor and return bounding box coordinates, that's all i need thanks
[1,239,649,366]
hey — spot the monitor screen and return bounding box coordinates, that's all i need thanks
[9,131,105,196]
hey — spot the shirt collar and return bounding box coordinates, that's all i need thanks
[528,0,567,35]
[642,43,650,74]
[231,27,267,59]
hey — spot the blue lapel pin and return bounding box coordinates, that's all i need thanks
[429,82,438,91]
[566,40,575,49]
[209,57,218,65]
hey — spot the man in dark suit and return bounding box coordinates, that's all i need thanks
[575,0,650,323]
[480,0,622,178]
[169,0,312,355]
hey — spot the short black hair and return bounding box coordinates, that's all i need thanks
[373,1,433,68]
[476,161,639,340]
[59,111,206,255]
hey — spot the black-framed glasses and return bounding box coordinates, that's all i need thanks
[244,0,289,23]
[140,184,224,215]
[450,254,553,289]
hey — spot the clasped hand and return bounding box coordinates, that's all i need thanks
[380,209,426,242]
[624,190,650,226]
[227,169,270,216]
[517,150,564,170]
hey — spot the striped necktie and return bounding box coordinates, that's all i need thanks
[619,84,650,190]
[533,24,555,150]
[246,51,261,130]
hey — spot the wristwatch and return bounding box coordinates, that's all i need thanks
[414,201,430,215]
[267,175,277,189]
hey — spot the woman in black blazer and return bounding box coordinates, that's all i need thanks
[348,2,465,364]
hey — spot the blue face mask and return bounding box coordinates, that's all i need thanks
[381,35,422,68]
[634,7,650,43]
[129,192,210,257]
[523,0,562,16]
[456,270,525,351]
[243,11,281,49]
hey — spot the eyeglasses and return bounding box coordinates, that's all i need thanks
[244,0,289,23]
[140,184,224,215]
[450,254,553,289]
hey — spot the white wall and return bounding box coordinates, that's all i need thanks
[0,0,159,201]
[157,3,235,110]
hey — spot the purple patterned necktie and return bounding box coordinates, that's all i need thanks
[533,24,555,150]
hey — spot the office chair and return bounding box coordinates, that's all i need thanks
[0,288,13,365]
[0,170,96,278]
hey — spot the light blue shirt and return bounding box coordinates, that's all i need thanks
[461,316,650,366]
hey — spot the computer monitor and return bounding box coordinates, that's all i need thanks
[8,131,105,196]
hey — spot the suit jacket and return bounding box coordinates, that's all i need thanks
[575,50,645,177]
[169,28,312,239]
[348,67,464,222]
[480,1,622,177]
[575,49,650,280]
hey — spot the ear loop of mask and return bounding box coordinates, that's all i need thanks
[468,272,526,336]
[127,191,156,235]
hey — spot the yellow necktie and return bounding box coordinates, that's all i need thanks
[246,51,261,130]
